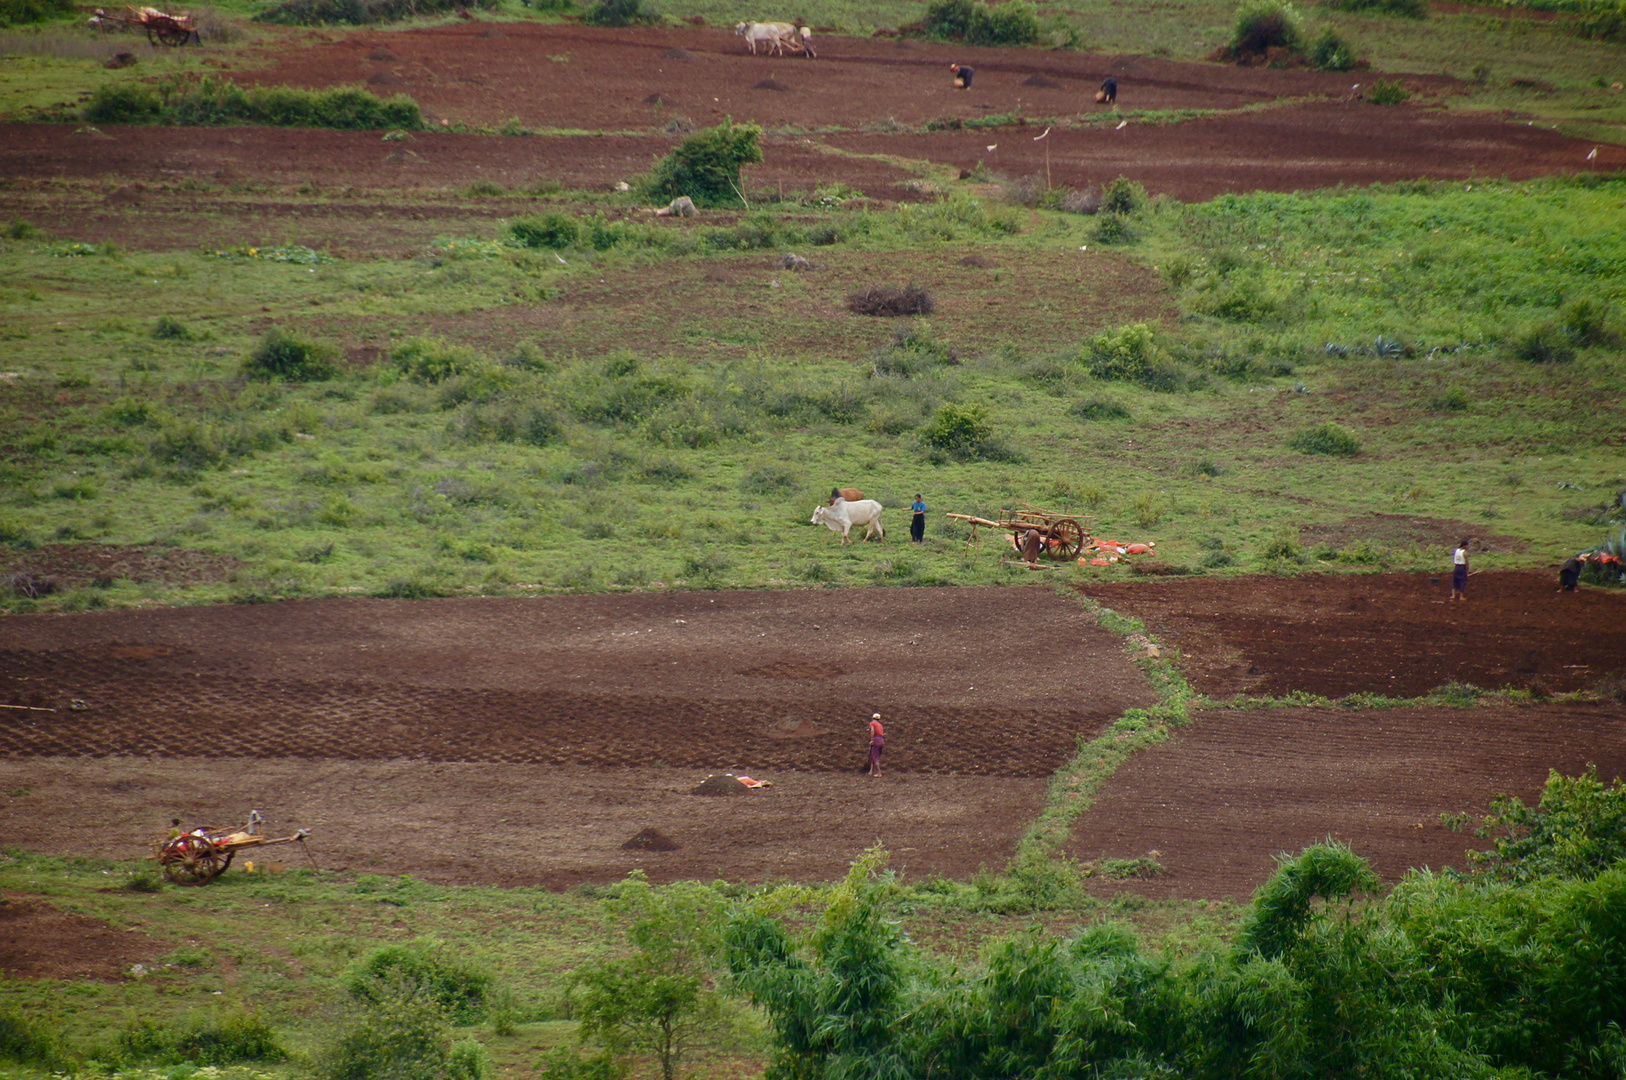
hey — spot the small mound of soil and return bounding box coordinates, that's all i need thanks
[477,26,502,37]
[752,78,790,92]
[661,46,695,60]
[1022,73,1062,88]
[1130,561,1193,576]
[623,827,679,851]
[957,254,995,268]
[691,773,748,796]
[703,269,736,285]
[105,52,137,70]
[368,48,399,61]
[643,92,674,105]
[367,71,403,86]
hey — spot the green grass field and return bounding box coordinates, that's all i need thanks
[3,2,1626,1076]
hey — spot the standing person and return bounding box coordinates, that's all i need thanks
[950,62,974,89]
[1558,553,1584,593]
[867,713,885,778]
[910,493,926,544]
[1450,539,1470,601]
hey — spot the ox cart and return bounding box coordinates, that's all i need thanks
[89,6,198,46]
[946,505,1090,561]
[154,810,311,885]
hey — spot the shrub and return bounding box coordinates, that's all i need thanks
[244,327,337,382]
[1286,421,1361,456]
[84,83,162,123]
[1308,27,1356,70]
[1460,767,1626,881]
[1560,297,1613,346]
[922,402,994,460]
[924,0,973,36]
[583,0,656,26]
[347,943,493,1024]
[0,0,72,26]
[848,284,935,317]
[1100,175,1146,215]
[1511,323,1577,364]
[1082,323,1164,385]
[1058,187,1102,214]
[641,121,762,208]
[1321,0,1424,16]
[151,315,194,340]
[966,0,1040,45]
[1090,214,1138,245]
[1367,78,1410,104]
[1069,397,1131,421]
[509,213,582,249]
[1426,387,1469,412]
[391,336,486,383]
[0,1009,72,1070]
[118,1010,286,1066]
[315,983,456,1080]
[1230,0,1303,56]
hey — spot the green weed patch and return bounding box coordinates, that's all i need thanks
[84,75,423,130]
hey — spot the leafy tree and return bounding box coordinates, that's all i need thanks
[1457,766,1626,881]
[571,874,730,1080]
[642,121,763,208]
[725,846,912,1080]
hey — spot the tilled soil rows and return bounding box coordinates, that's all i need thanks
[2,576,1622,901]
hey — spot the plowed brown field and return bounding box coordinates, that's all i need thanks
[2,22,1620,253]
[2,574,1622,907]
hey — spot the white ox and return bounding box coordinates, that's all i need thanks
[811,498,885,544]
[735,20,798,54]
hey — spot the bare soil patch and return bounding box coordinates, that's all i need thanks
[1078,568,1626,698]
[2,24,1619,253]
[0,891,167,980]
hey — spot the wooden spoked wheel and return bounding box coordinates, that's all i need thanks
[1047,519,1087,560]
[160,834,226,885]
[149,20,193,45]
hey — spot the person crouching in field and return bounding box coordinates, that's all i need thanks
[1558,553,1585,593]
[951,63,974,89]
[1096,76,1117,104]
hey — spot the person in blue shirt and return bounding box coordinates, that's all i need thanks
[910,494,926,543]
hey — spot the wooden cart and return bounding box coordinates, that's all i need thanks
[154,811,310,885]
[946,505,1091,561]
[90,6,198,46]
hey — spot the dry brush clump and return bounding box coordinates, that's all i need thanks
[847,284,935,317]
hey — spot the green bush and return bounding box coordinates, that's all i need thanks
[391,336,487,384]
[87,75,423,130]
[346,943,493,1024]
[582,0,657,25]
[118,1010,286,1066]
[641,121,762,208]
[1230,0,1304,55]
[1287,421,1361,456]
[1308,27,1357,70]
[1080,323,1182,389]
[1322,0,1423,14]
[1457,766,1626,881]
[509,213,582,249]
[923,0,973,36]
[1069,397,1132,421]
[84,83,163,123]
[966,0,1040,44]
[1100,175,1146,215]
[1511,322,1577,363]
[316,983,457,1080]
[1367,78,1410,104]
[256,0,494,24]
[0,0,72,26]
[244,327,338,382]
[1560,297,1612,345]
[0,1009,72,1071]
[151,315,194,341]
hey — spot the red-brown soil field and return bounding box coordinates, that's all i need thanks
[2,574,1623,910]
[2,22,1621,254]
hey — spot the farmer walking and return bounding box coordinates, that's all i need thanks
[1450,538,1470,601]
[867,713,885,778]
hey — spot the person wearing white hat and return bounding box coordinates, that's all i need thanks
[867,713,885,777]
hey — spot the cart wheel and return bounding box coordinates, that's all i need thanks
[160,834,226,885]
[1048,519,1087,560]
[155,22,192,45]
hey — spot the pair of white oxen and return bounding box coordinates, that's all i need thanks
[811,496,885,544]
[734,20,816,57]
